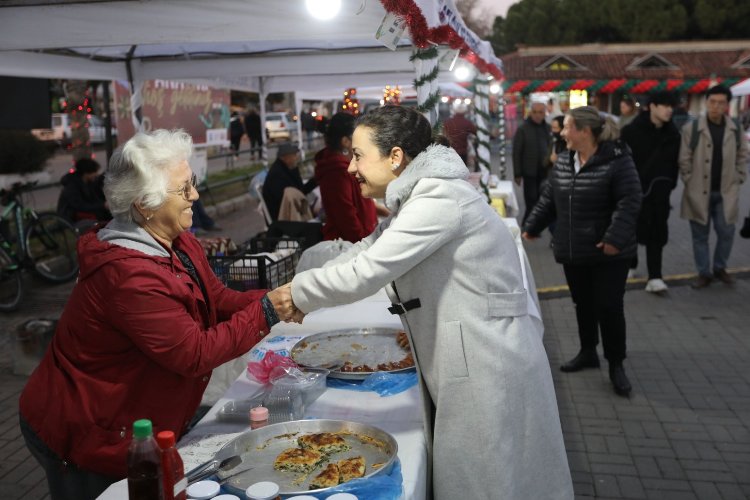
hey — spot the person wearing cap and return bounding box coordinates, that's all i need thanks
[523,106,642,397]
[262,142,317,221]
[621,91,681,293]
[57,157,111,227]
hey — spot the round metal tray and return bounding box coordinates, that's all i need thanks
[214,419,398,496]
[290,327,414,380]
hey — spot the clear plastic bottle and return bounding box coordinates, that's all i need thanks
[249,406,269,430]
[127,419,164,500]
[156,430,187,500]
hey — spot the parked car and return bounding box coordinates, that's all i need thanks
[31,113,117,147]
[265,112,292,142]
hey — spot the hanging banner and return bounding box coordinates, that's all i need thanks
[113,80,230,143]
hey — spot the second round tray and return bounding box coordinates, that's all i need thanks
[290,327,414,380]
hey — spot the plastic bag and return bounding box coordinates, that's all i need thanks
[246,351,298,384]
[269,366,329,407]
[326,370,417,397]
[296,239,353,273]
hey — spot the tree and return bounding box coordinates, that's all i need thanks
[455,0,492,37]
[616,0,688,41]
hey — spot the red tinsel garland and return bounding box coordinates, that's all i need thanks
[379,0,503,79]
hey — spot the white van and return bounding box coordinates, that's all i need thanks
[265,112,292,142]
[31,113,117,146]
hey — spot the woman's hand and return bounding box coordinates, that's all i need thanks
[267,283,305,323]
[596,242,620,256]
[522,231,538,241]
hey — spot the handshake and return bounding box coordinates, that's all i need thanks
[267,283,305,324]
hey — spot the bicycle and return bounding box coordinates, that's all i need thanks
[0,182,80,311]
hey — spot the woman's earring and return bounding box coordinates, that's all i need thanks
[391,162,400,171]
[342,148,349,156]
[146,213,154,221]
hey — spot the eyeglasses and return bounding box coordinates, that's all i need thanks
[167,173,198,200]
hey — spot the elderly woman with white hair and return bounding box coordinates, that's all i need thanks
[19,129,298,499]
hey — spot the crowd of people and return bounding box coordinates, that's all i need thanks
[522,84,748,398]
[25,85,749,500]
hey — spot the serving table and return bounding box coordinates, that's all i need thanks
[98,290,428,500]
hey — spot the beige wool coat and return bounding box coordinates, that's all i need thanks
[291,145,573,500]
[679,115,749,225]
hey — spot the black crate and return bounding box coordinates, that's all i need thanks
[209,237,301,291]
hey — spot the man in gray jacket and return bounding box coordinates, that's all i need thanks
[513,101,551,224]
[679,85,749,288]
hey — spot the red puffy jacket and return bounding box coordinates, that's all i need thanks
[314,147,377,242]
[19,228,268,477]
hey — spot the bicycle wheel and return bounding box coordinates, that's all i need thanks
[25,213,79,282]
[0,248,23,311]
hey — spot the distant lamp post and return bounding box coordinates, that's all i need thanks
[306,0,341,20]
[490,83,501,95]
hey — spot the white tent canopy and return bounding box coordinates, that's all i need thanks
[731,79,750,97]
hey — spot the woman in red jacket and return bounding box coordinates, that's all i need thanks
[19,129,298,500]
[315,112,381,242]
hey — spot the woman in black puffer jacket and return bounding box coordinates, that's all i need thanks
[523,106,642,397]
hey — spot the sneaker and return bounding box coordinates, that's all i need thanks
[713,269,735,285]
[645,278,668,293]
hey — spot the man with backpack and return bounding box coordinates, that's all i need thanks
[679,85,749,288]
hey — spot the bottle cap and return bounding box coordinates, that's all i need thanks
[245,481,280,499]
[287,496,319,500]
[249,406,269,422]
[213,495,241,500]
[326,494,359,500]
[155,430,175,449]
[186,479,221,499]
[132,419,152,439]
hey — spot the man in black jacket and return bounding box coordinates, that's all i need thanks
[262,142,317,221]
[621,91,680,293]
[513,101,551,224]
[57,158,111,227]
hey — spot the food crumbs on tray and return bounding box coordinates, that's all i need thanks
[256,431,300,450]
[310,344,318,351]
[372,462,384,469]
[350,343,364,350]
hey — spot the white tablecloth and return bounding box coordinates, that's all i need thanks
[488,180,519,217]
[98,290,427,500]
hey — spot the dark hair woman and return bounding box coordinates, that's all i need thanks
[523,106,642,397]
[286,105,573,499]
[314,112,378,242]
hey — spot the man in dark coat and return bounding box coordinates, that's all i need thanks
[262,142,317,221]
[621,91,680,293]
[244,107,263,160]
[513,101,552,224]
[57,158,111,226]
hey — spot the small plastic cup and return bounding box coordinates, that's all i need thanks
[326,494,359,500]
[214,495,241,500]
[186,479,220,499]
[245,480,280,500]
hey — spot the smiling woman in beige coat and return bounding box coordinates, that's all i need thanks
[287,106,573,499]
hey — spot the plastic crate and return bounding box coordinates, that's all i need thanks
[209,237,301,291]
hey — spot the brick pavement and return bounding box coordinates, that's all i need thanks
[2,159,750,498]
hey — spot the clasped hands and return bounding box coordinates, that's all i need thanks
[267,283,306,324]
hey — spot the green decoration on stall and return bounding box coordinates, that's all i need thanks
[409,46,439,61]
[413,66,440,89]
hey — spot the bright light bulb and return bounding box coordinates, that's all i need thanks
[464,98,472,105]
[306,0,341,20]
[441,96,449,103]
[490,83,501,94]
[454,65,471,81]
[311,111,318,117]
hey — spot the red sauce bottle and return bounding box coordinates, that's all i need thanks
[155,430,187,500]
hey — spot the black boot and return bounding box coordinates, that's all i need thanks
[560,349,600,372]
[609,364,632,397]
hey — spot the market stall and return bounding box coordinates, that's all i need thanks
[98,290,428,499]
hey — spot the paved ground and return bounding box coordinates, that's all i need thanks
[1,150,749,499]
